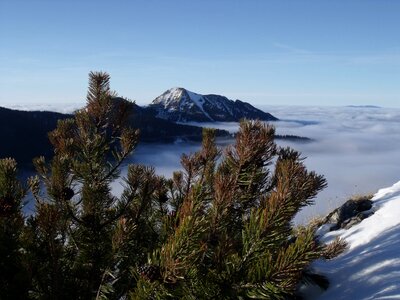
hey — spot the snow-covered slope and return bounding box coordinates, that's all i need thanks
[149,87,278,122]
[307,180,400,300]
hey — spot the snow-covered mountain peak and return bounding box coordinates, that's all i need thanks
[150,88,278,123]
[153,87,202,106]
[152,87,184,105]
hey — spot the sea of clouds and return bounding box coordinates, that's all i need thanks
[123,105,400,223]
[2,102,84,114]
[16,103,400,223]
[262,105,400,222]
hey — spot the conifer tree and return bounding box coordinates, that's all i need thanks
[27,72,144,298]
[0,72,344,299]
[0,158,30,299]
[129,121,344,299]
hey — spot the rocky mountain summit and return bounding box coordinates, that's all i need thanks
[149,87,278,122]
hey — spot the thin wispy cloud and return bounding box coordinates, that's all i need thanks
[271,41,400,66]
[272,42,314,54]
[16,103,400,223]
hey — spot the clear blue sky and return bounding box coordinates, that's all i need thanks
[1,0,399,107]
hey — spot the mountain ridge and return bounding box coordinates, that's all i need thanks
[0,104,229,167]
[149,87,278,122]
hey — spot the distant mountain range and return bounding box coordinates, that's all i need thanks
[0,104,227,167]
[0,89,286,167]
[0,107,69,166]
[149,87,278,122]
[0,105,230,166]
[346,105,381,109]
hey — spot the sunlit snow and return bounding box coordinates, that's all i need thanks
[304,180,400,300]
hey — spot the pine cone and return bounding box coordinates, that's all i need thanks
[158,192,168,203]
[138,264,161,282]
[168,210,180,227]
[62,187,74,200]
[209,232,219,247]
[0,197,13,216]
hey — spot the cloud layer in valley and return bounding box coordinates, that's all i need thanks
[2,103,83,114]
[121,105,400,223]
[18,104,400,223]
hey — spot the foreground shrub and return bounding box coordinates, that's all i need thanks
[0,72,342,299]
[0,158,29,299]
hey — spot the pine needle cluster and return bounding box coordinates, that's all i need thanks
[0,72,345,300]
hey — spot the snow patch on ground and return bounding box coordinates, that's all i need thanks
[306,180,400,300]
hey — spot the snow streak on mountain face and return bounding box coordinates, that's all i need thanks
[150,87,278,122]
[151,87,211,121]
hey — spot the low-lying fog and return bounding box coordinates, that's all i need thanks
[21,105,400,224]
[123,105,400,223]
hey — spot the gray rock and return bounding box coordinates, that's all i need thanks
[341,211,374,229]
[323,197,373,231]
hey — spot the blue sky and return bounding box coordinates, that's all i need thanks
[1,0,399,107]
